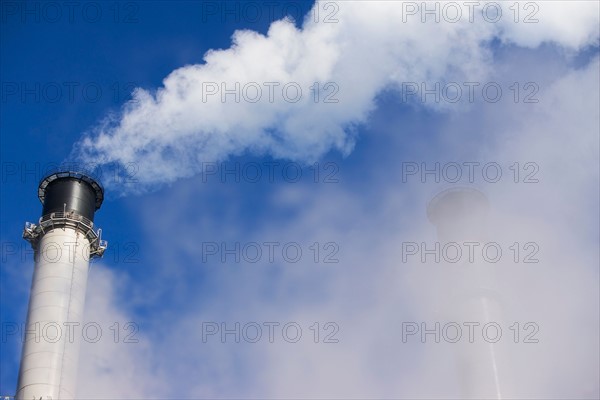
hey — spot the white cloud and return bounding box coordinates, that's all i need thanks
[76,55,599,398]
[67,2,600,398]
[77,267,168,399]
[72,1,599,192]
[497,1,600,49]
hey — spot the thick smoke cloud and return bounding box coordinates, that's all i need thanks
[64,1,599,398]
[72,1,599,192]
[76,54,599,399]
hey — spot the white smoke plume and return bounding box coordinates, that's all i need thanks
[76,54,599,399]
[72,1,599,192]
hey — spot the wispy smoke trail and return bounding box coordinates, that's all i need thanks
[72,1,598,192]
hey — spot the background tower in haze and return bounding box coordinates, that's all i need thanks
[427,187,509,399]
[16,171,107,400]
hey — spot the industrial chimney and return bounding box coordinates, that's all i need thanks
[427,187,510,399]
[16,171,107,400]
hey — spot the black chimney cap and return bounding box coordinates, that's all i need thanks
[37,171,104,221]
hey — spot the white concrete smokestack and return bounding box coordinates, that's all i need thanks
[427,187,510,399]
[16,171,106,400]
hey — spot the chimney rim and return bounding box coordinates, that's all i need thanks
[38,170,104,210]
[427,186,489,225]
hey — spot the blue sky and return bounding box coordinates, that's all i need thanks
[1,1,599,398]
